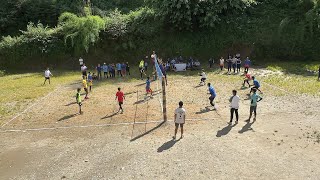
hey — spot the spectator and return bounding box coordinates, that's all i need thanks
[116,63,122,77]
[244,57,251,72]
[219,57,225,71]
[96,63,102,80]
[209,58,214,69]
[79,57,84,69]
[126,62,130,75]
[81,63,88,77]
[102,63,108,78]
[144,60,148,72]
[121,62,126,77]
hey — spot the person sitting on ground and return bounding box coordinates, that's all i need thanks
[250,76,263,94]
[173,101,186,140]
[199,69,207,86]
[243,71,252,87]
[43,67,53,85]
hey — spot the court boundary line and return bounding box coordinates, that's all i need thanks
[0,118,214,133]
[1,87,60,128]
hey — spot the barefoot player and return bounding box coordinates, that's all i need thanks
[174,101,186,140]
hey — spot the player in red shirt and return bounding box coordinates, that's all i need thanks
[115,87,125,113]
[242,71,252,88]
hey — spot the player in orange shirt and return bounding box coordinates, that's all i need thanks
[242,71,252,88]
[115,87,125,113]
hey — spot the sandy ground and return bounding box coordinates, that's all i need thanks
[1,71,320,179]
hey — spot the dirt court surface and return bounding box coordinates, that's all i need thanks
[1,71,320,179]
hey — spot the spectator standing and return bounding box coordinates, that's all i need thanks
[102,63,108,78]
[96,64,102,80]
[116,63,122,77]
[236,58,242,73]
[219,57,225,71]
[79,57,84,69]
[126,62,130,75]
[121,62,126,77]
[43,68,53,85]
[209,58,214,69]
[144,60,148,72]
[244,57,251,72]
[81,63,88,77]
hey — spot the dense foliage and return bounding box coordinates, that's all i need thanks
[0,0,320,68]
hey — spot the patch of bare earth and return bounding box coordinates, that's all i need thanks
[0,73,319,179]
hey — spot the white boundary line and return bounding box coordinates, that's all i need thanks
[0,118,214,133]
[1,87,60,128]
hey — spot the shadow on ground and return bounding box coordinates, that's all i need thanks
[238,120,255,134]
[216,123,237,137]
[157,138,181,153]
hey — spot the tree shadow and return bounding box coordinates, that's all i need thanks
[101,112,118,119]
[58,114,78,121]
[65,102,77,106]
[238,120,255,134]
[131,121,165,142]
[157,138,181,153]
[195,107,214,114]
[216,123,237,137]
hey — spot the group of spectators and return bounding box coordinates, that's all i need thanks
[79,57,130,80]
[213,54,252,74]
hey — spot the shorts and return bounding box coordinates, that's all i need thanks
[146,88,152,93]
[209,95,216,101]
[252,86,260,90]
[237,64,241,68]
[82,71,87,76]
[84,88,88,92]
[45,77,50,80]
[118,102,123,106]
[250,106,257,113]
[78,102,82,106]
[88,82,93,86]
[175,123,184,128]
[201,78,206,82]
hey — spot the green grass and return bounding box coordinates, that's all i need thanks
[0,71,80,119]
[265,61,319,75]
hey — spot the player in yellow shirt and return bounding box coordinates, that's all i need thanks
[82,75,89,99]
[76,88,82,114]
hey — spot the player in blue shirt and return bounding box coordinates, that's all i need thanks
[250,76,263,94]
[248,88,263,122]
[207,83,216,108]
[146,77,153,96]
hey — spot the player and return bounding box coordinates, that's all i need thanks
[87,72,93,92]
[242,71,252,88]
[229,90,240,124]
[248,88,263,122]
[81,63,87,77]
[43,68,53,85]
[76,88,82,114]
[199,70,207,86]
[115,87,125,113]
[208,83,216,109]
[250,76,263,94]
[82,75,89,99]
[146,77,153,96]
[173,101,186,140]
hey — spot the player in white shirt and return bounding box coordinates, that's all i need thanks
[174,101,186,140]
[43,68,53,85]
[199,70,207,86]
[81,63,88,76]
[229,90,240,124]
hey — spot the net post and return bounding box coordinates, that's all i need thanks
[162,79,167,122]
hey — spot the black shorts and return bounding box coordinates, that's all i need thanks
[82,71,87,76]
[119,102,123,106]
[209,95,216,101]
[78,102,82,106]
[84,88,88,92]
[175,123,184,128]
[45,77,50,80]
[201,78,206,82]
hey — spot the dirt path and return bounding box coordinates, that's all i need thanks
[1,73,319,179]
